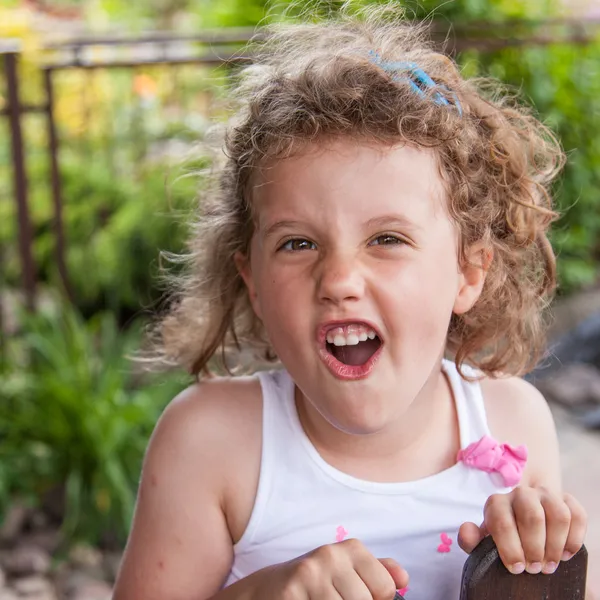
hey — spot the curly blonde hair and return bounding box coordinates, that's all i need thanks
[154,5,564,379]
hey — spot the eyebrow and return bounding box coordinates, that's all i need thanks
[365,214,421,232]
[262,213,421,239]
[262,220,305,239]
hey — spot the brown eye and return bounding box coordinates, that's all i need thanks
[279,238,316,251]
[370,234,404,246]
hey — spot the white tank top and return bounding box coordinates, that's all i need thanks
[224,360,514,599]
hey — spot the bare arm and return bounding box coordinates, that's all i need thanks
[482,376,592,599]
[113,379,261,600]
[482,376,562,493]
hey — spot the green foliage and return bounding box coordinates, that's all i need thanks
[94,0,268,28]
[0,303,188,544]
[394,0,558,20]
[460,40,600,292]
[0,144,200,320]
[93,0,560,28]
[58,155,196,318]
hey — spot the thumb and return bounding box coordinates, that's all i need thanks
[458,521,487,554]
[378,558,409,590]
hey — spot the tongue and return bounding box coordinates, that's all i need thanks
[331,338,380,366]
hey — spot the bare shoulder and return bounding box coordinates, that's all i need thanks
[480,375,562,491]
[149,373,264,536]
[113,375,263,600]
[480,375,550,432]
[155,374,263,452]
[148,374,263,490]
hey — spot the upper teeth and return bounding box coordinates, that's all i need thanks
[326,325,378,346]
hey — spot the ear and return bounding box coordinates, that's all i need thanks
[234,251,263,321]
[453,242,493,315]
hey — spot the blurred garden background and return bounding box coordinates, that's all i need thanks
[2,0,600,598]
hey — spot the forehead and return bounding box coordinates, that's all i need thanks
[251,139,449,227]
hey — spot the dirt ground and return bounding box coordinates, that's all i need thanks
[552,403,600,594]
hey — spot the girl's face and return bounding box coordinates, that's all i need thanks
[239,140,485,435]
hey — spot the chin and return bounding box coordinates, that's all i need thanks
[325,399,397,436]
[333,417,391,436]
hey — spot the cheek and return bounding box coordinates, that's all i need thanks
[379,251,459,334]
[254,267,310,338]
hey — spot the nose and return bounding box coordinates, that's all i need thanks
[316,250,365,306]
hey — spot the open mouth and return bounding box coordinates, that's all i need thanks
[322,323,383,373]
[326,336,382,365]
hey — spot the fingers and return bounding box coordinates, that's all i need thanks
[563,493,588,561]
[337,540,405,600]
[457,521,485,554]
[539,492,571,574]
[515,489,586,575]
[513,487,547,574]
[378,558,409,591]
[331,570,371,600]
[485,488,588,577]
[483,493,526,574]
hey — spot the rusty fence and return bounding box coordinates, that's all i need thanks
[0,29,255,316]
[1,18,600,315]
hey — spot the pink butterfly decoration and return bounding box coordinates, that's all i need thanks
[335,525,348,542]
[437,532,453,553]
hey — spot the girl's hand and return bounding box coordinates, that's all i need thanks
[250,538,408,600]
[458,487,587,575]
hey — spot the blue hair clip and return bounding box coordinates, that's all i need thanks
[368,51,462,116]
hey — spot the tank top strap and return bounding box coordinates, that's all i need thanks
[257,367,297,423]
[256,368,298,460]
[236,369,298,549]
[442,359,492,449]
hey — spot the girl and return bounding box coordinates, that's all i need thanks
[114,6,589,600]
